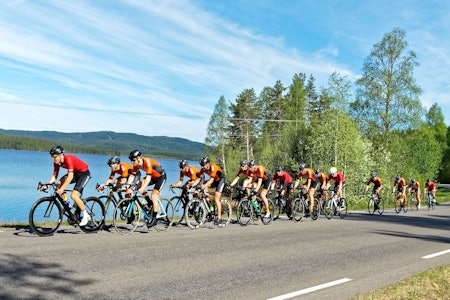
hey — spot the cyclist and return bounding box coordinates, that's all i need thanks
[424,178,436,205]
[39,145,91,226]
[365,172,383,208]
[392,175,406,207]
[170,159,203,195]
[315,168,328,208]
[408,178,421,209]
[196,157,226,227]
[325,167,345,202]
[246,159,272,218]
[271,165,294,208]
[126,150,167,226]
[293,163,319,214]
[97,156,137,200]
[229,159,251,190]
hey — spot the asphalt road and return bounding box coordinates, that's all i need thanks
[1,202,449,300]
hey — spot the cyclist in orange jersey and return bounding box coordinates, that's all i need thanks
[408,178,421,208]
[246,159,272,218]
[293,163,319,214]
[365,172,383,204]
[126,150,167,227]
[97,156,137,199]
[229,159,251,189]
[392,175,406,206]
[170,159,203,194]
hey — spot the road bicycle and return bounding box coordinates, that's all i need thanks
[29,182,105,237]
[227,185,246,223]
[291,188,320,222]
[236,187,274,226]
[323,190,347,219]
[367,192,384,215]
[426,190,436,211]
[169,186,192,226]
[394,192,408,213]
[184,189,232,229]
[112,184,174,234]
[409,190,419,211]
[271,188,293,220]
[96,182,127,229]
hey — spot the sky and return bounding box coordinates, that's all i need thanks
[0,0,449,143]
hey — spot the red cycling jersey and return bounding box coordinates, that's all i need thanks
[327,172,345,184]
[425,181,436,191]
[132,157,164,178]
[272,171,292,184]
[53,154,89,177]
[109,162,133,179]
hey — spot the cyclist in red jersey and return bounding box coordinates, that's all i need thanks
[392,175,406,206]
[294,163,319,214]
[246,160,272,218]
[326,167,345,201]
[170,159,203,194]
[40,145,91,226]
[408,178,421,208]
[97,156,137,199]
[195,157,226,226]
[424,179,436,204]
[365,172,383,203]
[271,165,293,206]
[126,150,167,226]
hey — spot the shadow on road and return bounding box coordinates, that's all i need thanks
[0,253,96,300]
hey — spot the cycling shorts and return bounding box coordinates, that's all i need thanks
[61,170,91,194]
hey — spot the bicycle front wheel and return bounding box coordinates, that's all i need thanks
[272,199,282,220]
[292,198,305,223]
[310,198,320,221]
[154,198,174,232]
[80,197,105,233]
[377,199,385,215]
[324,200,335,219]
[338,198,347,219]
[368,198,375,215]
[185,198,206,229]
[394,197,402,214]
[29,197,63,237]
[100,195,117,228]
[237,199,252,226]
[170,196,185,226]
[113,198,141,235]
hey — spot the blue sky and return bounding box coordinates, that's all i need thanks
[0,0,449,143]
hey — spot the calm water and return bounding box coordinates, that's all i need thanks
[0,149,187,223]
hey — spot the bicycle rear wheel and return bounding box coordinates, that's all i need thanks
[310,198,320,221]
[368,198,375,215]
[292,198,305,223]
[237,199,252,226]
[99,195,117,228]
[377,199,384,215]
[324,200,335,219]
[261,199,274,225]
[113,198,141,235]
[273,199,282,220]
[170,196,186,226]
[154,198,174,232]
[338,198,347,219]
[218,199,232,226]
[80,197,105,233]
[185,198,206,229]
[29,197,63,237]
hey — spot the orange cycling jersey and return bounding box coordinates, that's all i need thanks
[179,166,200,181]
[408,181,420,190]
[109,162,133,179]
[367,176,382,186]
[317,172,327,184]
[200,163,224,181]
[297,168,317,182]
[248,165,269,181]
[393,178,406,187]
[132,158,164,178]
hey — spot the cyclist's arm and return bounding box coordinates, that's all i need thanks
[293,178,300,190]
[230,176,240,187]
[254,178,262,192]
[170,179,183,188]
[57,172,73,194]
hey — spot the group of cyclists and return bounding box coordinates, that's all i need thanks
[41,145,438,229]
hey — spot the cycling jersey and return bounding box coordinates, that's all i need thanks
[408,181,420,190]
[272,171,292,184]
[248,165,270,181]
[317,172,327,184]
[132,157,165,178]
[53,154,89,177]
[178,166,200,181]
[425,181,436,191]
[108,162,133,179]
[199,163,224,181]
[393,178,406,192]
[296,168,317,182]
[367,176,383,187]
[327,172,345,184]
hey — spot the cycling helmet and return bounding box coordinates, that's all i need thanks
[247,159,256,167]
[107,156,120,166]
[199,156,210,166]
[178,159,188,169]
[426,178,430,183]
[371,172,377,178]
[239,159,248,167]
[314,168,320,174]
[411,178,416,183]
[49,145,64,156]
[329,167,337,175]
[275,166,283,172]
[395,175,400,181]
[128,149,142,161]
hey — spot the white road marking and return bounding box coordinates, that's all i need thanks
[267,278,353,300]
[422,249,450,259]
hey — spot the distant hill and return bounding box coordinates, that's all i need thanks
[0,129,207,160]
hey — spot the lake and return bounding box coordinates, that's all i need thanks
[0,149,189,223]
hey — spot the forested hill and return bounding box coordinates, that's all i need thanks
[0,129,206,160]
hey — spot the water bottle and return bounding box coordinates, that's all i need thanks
[65,200,73,209]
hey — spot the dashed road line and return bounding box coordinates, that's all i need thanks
[422,249,450,259]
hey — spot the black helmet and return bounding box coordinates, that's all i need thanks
[371,172,377,178]
[395,175,400,180]
[314,168,320,174]
[179,159,188,169]
[239,159,248,167]
[298,163,306,171]
[199,157,210,166]
[247,159,256,167]
[107,156,120,166]
[49,145,64,156]
[276,166,283,172]
[411,178,416,183]
[426,178,430,183]
[128,149,142,161]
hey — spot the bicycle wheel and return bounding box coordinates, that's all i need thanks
[368,198,375,215]
[292,198,305,223]
[273,199,282,220]
[324,200,335,219]
[154,198,174,232]
[99,195,117,228]
[80,197,105,233]
[394,197,402,214]
[237,199,252,226]
[338,198,347,219]
[218,199,232,226]
[261,198,274,225]
[310,198,320,221]
[185,198,206,229]
[113,198,140,235]
[377,199,385,215]
[29,197,63,237]
[170,196,185,226]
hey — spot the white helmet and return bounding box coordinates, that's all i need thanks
[329,167,337,175]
